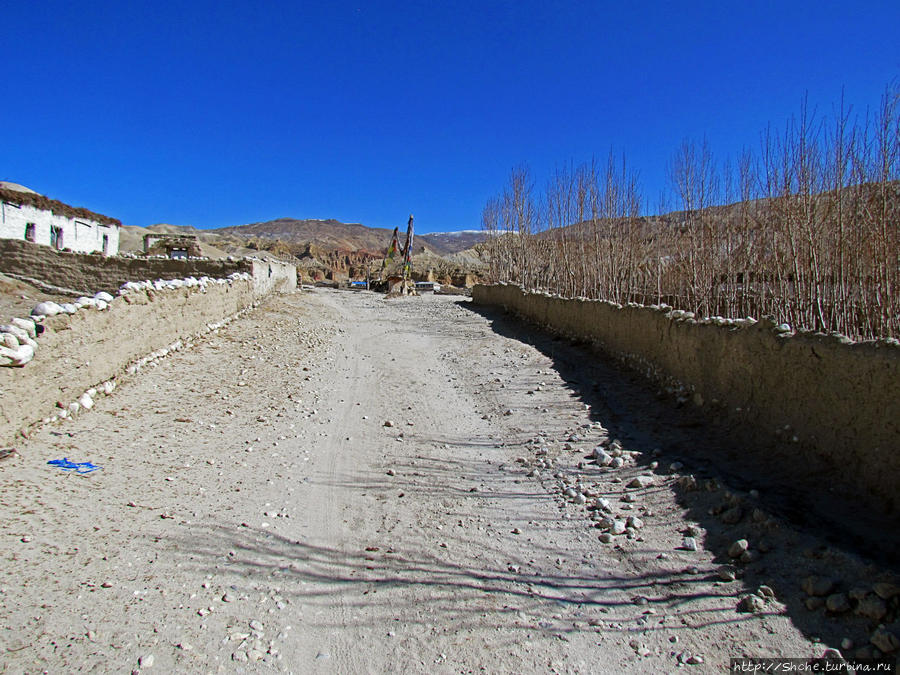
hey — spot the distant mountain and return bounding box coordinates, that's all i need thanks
[209,218,488,256]
[419,230,489,255]
[210,218,402,254]
[118,217,489,280]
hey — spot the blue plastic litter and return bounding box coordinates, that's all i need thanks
[47,457,102,474]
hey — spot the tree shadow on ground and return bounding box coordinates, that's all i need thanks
[166,522,771,639]
[461,301,900,657]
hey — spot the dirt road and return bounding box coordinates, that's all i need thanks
[0,289,889,673]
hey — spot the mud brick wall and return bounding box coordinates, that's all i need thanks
[0,281,260,444]
[0,239,250,294]
[473,283,900,514]
[249,259,298,296]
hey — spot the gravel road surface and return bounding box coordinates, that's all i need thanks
[1,289,891,673]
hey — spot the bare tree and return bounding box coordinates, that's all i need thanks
[480,81,899,340]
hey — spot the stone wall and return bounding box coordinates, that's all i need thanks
[473,283,900,514]
[0,247,298,444]
[0,279,259,444]
[0,239,254,294]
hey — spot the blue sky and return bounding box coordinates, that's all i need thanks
[2,1,898,233]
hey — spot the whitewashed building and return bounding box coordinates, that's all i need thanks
[0,182,120,256]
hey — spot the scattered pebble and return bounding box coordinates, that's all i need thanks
[856,595,888,621]
[728,539,749,558]
[871,626,900,654]
[718,566,737,582]
[738,595,766,613]
[681,537,698,552]
[802,576,836,597]
[826,593,851,613]
[805,597,826,611]
[757,585,775,600]
[593,449,613,466]
[873,582,900,600]
[720,506,743,524]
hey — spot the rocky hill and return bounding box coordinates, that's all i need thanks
[417,230,488,255]
[208,218,488,256]
[118,218,489,283]
[211,219,401,254]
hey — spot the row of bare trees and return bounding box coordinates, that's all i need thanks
[481,86,900,340]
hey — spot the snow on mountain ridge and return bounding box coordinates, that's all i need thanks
[427,229,484,236]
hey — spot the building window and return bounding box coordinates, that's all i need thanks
[24,223,36,242]
[51,226,63,250]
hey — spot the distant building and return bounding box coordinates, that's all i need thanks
[143,233,202,259]
[0,181,120,256]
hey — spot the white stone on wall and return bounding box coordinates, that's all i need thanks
[0,343,34,367]
[5,271,257,371]
[3,261,289,375]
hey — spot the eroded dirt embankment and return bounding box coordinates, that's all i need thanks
[0,290,897,673]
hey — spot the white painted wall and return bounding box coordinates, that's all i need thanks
[249,258,298,295]
[0,200,119,255]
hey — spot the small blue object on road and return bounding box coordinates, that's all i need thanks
[47,457,102,474]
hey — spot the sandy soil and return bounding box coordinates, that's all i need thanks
[0,289,895,673]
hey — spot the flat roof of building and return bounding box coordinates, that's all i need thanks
[0,183,120,227]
